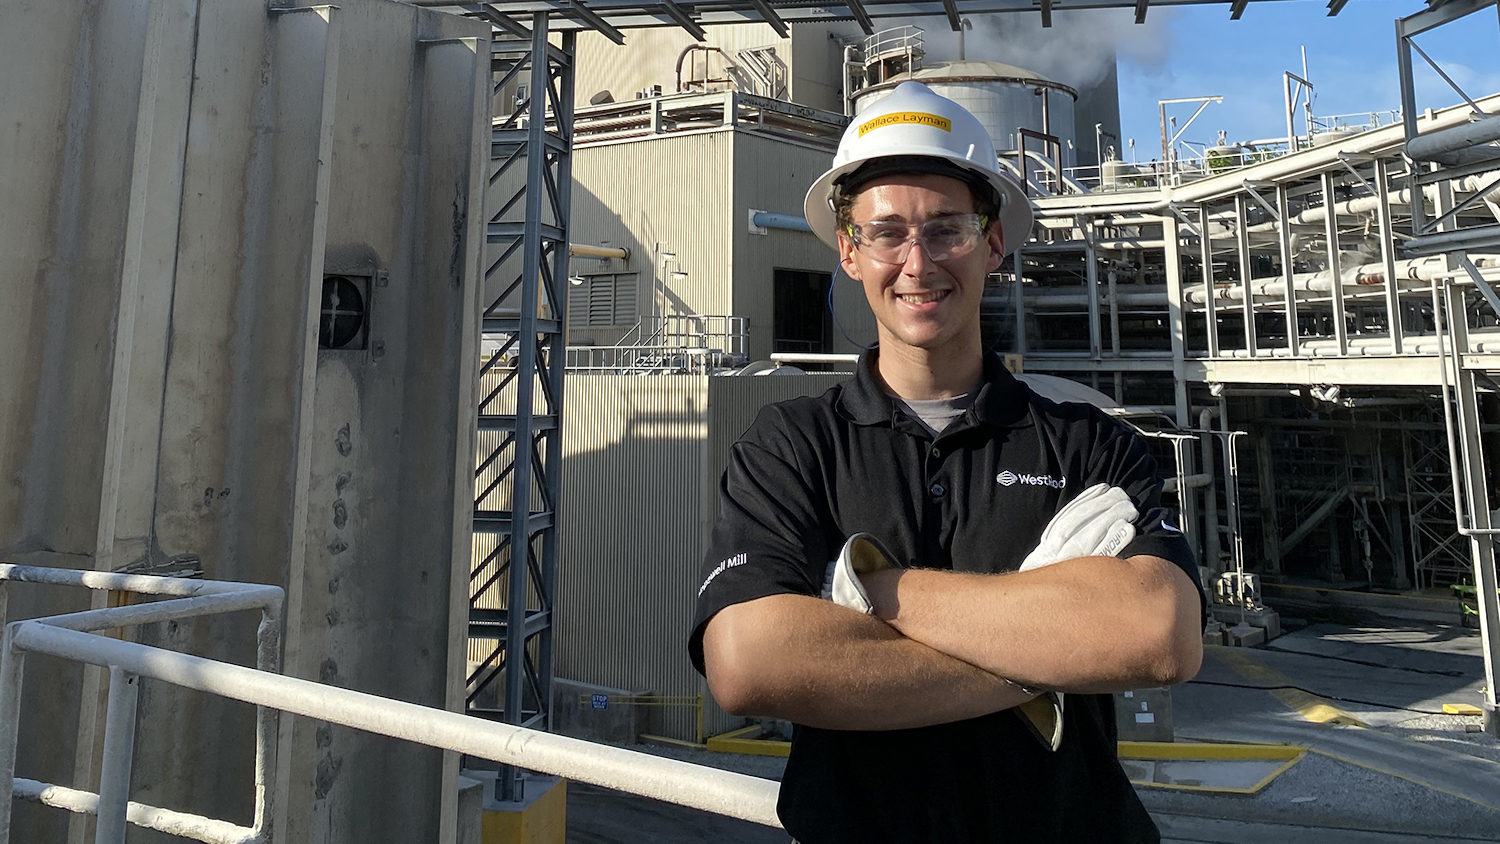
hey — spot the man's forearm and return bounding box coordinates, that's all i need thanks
[862,555,1203,693]
[701,593,1034,730]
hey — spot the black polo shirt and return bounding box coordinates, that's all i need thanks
[689,349,1201,844]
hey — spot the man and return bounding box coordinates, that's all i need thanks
[689,82,1205,843]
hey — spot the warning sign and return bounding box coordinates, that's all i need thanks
[858,111,952,137]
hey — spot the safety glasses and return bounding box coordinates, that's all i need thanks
[846,213,989,264]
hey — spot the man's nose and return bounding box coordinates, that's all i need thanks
[901,237,937,273]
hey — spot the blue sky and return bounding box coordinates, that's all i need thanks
[1115,0,1500,157]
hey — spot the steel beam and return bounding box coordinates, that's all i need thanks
[1085,221,1101,359]
[845,0,875,34]
[1369,161,1402,354]
[1274,184,1300,357]
[1134,0,1149,24]
[1321,172,1349,355]
[1040,0,1053,27]
[1199,204,1220,358]
[564,0,626,43]
[940,0,962,29]
[476,3,533,39]
[1396,0,1497,40]
[747,0,788,36]
[1234,194,1257,357]
[660,0,708,40]
[1161,215,1191,428]
[1442,279,1500,736]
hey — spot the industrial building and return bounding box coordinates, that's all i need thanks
[2,1,1498,843]
[540,9,1500,750]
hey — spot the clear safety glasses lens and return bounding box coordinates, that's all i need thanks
[851,214,986,264]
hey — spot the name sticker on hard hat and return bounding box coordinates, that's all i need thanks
[858,111,952,137]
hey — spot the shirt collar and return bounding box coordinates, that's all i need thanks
[836,347,1030,429]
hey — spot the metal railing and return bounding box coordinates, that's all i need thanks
[566,314,749,373]
[0,565,283,844]
[0,565,782,844]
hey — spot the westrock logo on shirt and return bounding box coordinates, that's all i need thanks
[996,470,1067,489]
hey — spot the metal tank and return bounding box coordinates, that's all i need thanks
[851,60,1079,166]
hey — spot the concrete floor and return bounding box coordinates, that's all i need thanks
[561,617,1500,843]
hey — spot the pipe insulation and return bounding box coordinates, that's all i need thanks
[1406,115,1500,164]
[1182,254,1500,305]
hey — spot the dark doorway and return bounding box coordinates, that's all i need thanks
[773,268,833,353]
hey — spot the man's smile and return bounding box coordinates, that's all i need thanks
[896,289,950,305]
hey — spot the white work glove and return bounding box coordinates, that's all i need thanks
[1018,483,1138,572]
[1014,483,1140,752]
[819,533,898,615]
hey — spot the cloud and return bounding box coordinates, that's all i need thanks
[966,9,1179,90]
[830,10,1181,91]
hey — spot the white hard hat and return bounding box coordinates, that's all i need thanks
[803,81,1033,254]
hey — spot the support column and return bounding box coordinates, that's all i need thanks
[1275,184,1300,356]
[1234,194,1257,356]
[94,667,139,844]
[1322,171,1349,355]
[1374,157,1405,353]
[1198,205,1219,359]
[1162,214,1190,428]
[1085,218,1101,360]
[1447,284,1500,735]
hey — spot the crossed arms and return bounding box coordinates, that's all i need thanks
[700,553,1203,731]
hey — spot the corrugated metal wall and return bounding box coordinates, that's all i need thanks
[569,132,736,344]
[555,372,846,740]
[556,375,711,739]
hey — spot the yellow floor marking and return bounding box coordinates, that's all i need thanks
[1443,702,1484,716]
[1210,645,1371,728]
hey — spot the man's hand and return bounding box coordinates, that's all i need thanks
[819,533,899,615]
[1013,484,1140,750]
[1019,483,1137,572]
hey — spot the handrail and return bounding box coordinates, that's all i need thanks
[0,566,782,844]
[0,564,282,844]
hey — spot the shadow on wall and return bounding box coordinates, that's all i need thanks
[555,415,713,743]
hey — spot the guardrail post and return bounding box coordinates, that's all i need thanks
[0,624,27,844]
[95,666,139,844]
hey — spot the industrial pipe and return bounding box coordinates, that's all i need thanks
[1406,114,1500,164]
[751,211,812,232]
[569,243,629,260]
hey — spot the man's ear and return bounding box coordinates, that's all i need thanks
[837,232,863,281]
[984,224,1006,274]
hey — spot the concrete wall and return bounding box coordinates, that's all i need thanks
[0,2,489,842]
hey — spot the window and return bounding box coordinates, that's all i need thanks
[568,273,638,328]
[773,269,833,353]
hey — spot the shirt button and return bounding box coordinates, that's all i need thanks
[930,483,946,497]
[930,445,941,458]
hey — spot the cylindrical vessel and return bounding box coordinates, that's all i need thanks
[851,60,1079,161]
